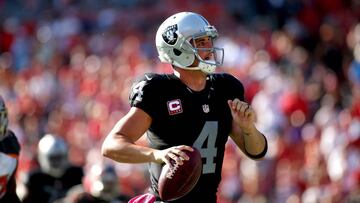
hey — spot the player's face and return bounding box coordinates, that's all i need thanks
[190,36,215,67]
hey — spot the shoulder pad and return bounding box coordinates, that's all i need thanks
[209,73,245,101]
[129,73,165,106]
[0,130,20,155]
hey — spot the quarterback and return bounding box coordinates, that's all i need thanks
[102,12,267,202]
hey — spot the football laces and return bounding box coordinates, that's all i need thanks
[166,162,179,179]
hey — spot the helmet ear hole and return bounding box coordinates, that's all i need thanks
[173,48,182,56]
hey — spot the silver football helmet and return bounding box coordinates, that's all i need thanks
[0,96,8,141]
[88,164,120,201]
[38,134,69,177]
[155,12,224,73]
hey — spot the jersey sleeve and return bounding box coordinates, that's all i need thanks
[221,73,245,102]
[129,73,159,118]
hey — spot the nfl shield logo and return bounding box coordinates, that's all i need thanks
[202,104,210,113]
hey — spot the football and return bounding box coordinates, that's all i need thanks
[158,148,202,201]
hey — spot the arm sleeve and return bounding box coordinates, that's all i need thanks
[129,74,158,118]
[244,133,268,159]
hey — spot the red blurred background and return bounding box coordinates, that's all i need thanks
[0,0,359,202]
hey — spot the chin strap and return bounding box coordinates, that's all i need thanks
[198,61,216,73]
[174,60,216,74]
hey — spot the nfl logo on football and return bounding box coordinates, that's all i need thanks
[202,104,210,113]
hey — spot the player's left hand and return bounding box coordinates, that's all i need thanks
[227,98,256,134]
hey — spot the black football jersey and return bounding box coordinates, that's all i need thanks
[22,166,84,203]
[129,73,244,203]
[74,193,130,203]
[0,130,21,203]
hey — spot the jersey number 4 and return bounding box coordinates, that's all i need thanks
[193,121,218,174]
[132,81,146,102]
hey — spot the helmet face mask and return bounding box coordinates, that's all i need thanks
[190,35,224,72]
[156,12,224,73]
[0,96,8,141]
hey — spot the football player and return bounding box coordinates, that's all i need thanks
[102,12,268,202]
[21,134,84,203]
[70,163,130,203]
[0,96,21,203]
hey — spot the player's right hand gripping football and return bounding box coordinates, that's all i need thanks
[153,145,194,167]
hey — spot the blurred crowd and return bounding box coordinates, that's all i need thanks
[0,0,360,202]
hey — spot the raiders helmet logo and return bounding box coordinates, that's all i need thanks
[162,24,178,45]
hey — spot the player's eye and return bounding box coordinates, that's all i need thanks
[198,42,206,47]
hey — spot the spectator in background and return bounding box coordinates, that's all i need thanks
[20,133,84,203]
[69,163,130,203]
[0,96,21,203]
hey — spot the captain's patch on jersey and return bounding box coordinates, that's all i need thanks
[167,99,183,115]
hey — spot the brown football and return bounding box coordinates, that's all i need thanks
[158,148,202,201]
